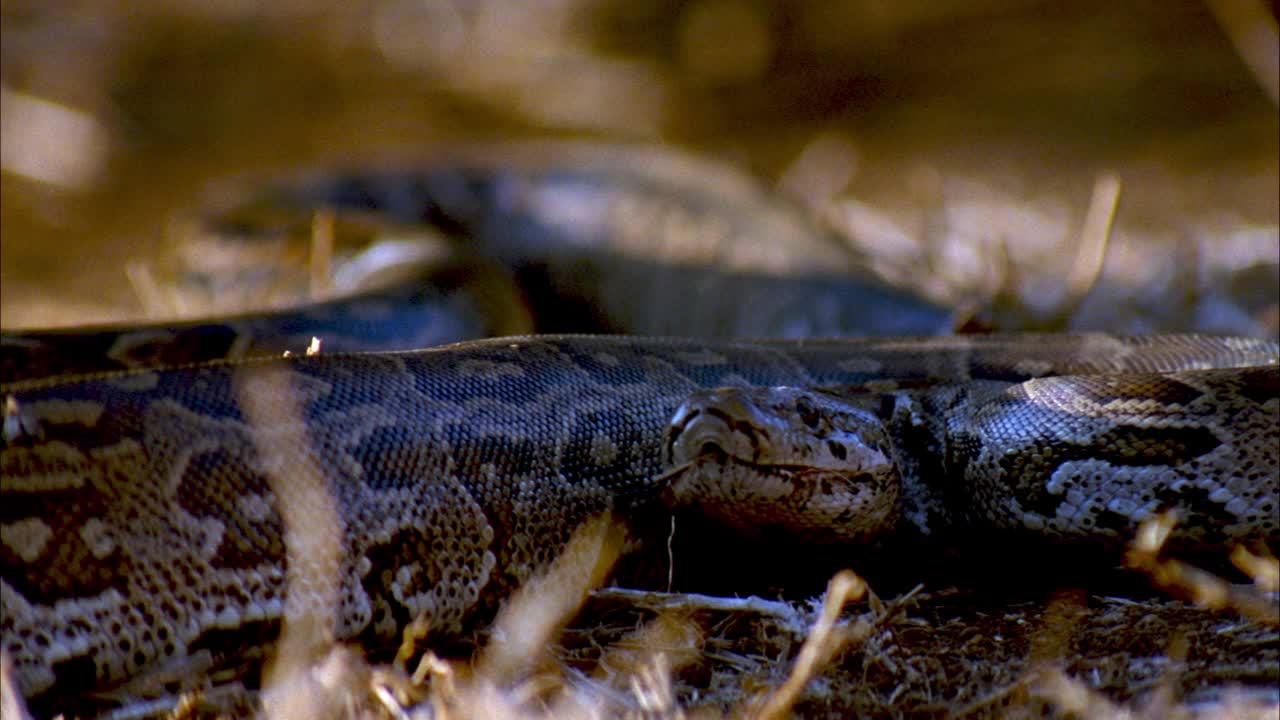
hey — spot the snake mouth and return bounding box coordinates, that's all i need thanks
[660,446,808,482]
[704,446,845,474]
[658,441,899,542]
[657,442,786,500]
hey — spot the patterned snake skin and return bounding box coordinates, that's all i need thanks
[1,144,1278,708]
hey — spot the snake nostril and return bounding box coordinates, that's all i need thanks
[796,396,820,429]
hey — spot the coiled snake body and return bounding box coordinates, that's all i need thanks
[1,143,1277,707]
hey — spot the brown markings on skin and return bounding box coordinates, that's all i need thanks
[0,485,131,603]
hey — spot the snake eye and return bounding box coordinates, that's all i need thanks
[796,396,821,429]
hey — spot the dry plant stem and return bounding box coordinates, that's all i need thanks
[412,652,455,699]
[1065,173,1120,303]
[413,655,475,716]
[237,366,347,720]
[372,681,412,720]
[959,591,1089,719]
[1140,634,1189,719]
[125,259,173,319]
[1231,545,1280,592]
[1027,664,1131,720]
[477,513,626,683]
[310,207,335,299]
[749,570,868,720]
[171,691,203,720]
[1030,589,1089,665]
[627,653,681,718]
[590,587,803,624]
[1,651,33,720]
[950,678,1030,718]
[1126,512,1280,625]
[122,696,198,720]
[592,613,703,687]
[1205,0,1280,105]
[396,615,434,672]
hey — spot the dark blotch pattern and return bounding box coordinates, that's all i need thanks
[564,407,649,490]
[360,528,442,630]
[349,426,447,492]
[0,487,131,604]
[186,618,282,683]
[439,426,543,491]
[1072,375,1205,407]
[1237,366,1280,407]
[174,448,284,570]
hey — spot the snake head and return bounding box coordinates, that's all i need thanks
[660,386,901,543]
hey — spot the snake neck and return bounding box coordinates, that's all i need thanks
[874,382,1009,538]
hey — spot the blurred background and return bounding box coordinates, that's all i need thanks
[2,0,1277,336]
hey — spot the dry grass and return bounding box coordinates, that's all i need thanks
[21,536,1272,719]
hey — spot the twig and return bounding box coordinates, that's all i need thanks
[750,570,868,720]
[1125,511,1280,625]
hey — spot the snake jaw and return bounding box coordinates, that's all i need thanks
[662,386,902,542]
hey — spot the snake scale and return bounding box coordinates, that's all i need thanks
[1,142,1278,710]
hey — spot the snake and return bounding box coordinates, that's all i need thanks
[1,142,1277,711]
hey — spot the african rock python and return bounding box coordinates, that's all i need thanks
[1,144,1277,709]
